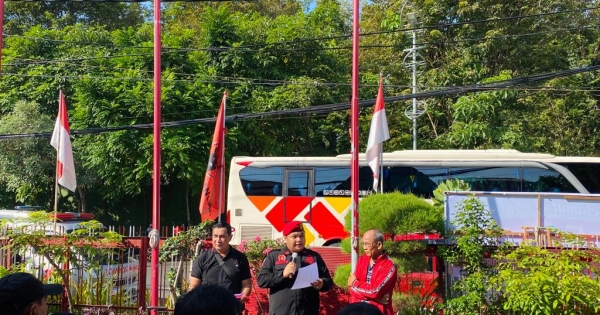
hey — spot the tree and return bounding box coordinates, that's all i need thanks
[0,101,55,205]
[4,2,145,34]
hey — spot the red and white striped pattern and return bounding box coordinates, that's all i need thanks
[365,78,390,191]
[50,90,77,192]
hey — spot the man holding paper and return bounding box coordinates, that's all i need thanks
[258,221,332,315]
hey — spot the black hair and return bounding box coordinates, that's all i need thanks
[337,303,384,315]
[213,222,232,236]
[174,284,241,315]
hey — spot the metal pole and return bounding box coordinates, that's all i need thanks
[412,29,417,150]
[151,0,162,313]
[0,0,4,75]
[350,0,360,272]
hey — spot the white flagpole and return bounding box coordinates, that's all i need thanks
[379,148,384,193]
[52,90,62,234]
[378,73,384,194]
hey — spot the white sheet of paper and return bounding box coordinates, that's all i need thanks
[291,262,319,290]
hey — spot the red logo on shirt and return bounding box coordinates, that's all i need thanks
[305,256,314,264]
[276,255,287,264]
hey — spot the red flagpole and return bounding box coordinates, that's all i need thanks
[0,0,3,75]
[151,0,162,313]
[350,0,360,271]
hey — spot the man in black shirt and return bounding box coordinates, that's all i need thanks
[190,222,252,305]
[258,221,332,315]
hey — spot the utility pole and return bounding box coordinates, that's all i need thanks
[401,2,426,150]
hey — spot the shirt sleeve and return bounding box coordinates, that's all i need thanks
[257,253,286,288]
[350,260,397,300]
[190,251,205,280]
[316,254,333,292]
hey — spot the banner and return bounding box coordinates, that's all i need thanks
[199,92,227,221]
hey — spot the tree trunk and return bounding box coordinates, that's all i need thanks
[185,182,192,226]
[78,186,87,213]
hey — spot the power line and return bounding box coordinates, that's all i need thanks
[1,65,598,140]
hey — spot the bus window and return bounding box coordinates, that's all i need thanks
[315,167,374,195]
[315,167,350,196]
[450,167,521,192]
[522,167,577,193]
[287,171,310,197]
[384,167,443,197]
[239,166,283,196]
[556,163,600,193]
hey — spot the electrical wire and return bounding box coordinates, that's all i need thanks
[1,64,598,140]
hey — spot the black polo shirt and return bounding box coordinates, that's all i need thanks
[190,246,251,294]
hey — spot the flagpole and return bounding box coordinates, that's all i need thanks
[53,92,61,234]
[379,148,383,193]
[350,0,360,272]
[379,74,384,194]
[218,91,227,224]
[150,0,162,313]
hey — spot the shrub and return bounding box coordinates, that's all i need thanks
[332,263,351,290]
[344,192,443,237]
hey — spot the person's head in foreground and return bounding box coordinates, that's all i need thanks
[174,283,242,315]
[337,302,384,315]
[0,272,63,315]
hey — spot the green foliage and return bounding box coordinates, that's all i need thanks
[332,263,351,290]
[441,195,503,314]
[490,241,600,315]
[1,211,124,311]
[0,101,55,204]
[159,220,214,262]
[344,192,444,237]
[393,292,443,315]
[432,179,471,208]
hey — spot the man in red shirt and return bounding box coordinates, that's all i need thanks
[347,229,397,315]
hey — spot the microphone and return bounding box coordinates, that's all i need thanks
[289,253,298,278]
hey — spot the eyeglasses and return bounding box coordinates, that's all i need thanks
[362,242,379,248]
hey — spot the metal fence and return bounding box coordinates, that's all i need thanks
[0,225,192,315]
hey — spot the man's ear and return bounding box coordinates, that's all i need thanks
[228,233,233,241]
[26,303,38,315]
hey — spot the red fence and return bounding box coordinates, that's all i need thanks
[0,227,355,315]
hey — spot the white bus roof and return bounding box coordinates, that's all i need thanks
[232,149,600,164]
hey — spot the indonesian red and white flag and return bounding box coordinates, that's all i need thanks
[50,90,77,192]
[365,78,390,191]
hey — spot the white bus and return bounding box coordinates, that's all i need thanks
[227,149,600,246]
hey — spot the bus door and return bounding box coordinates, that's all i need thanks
[283,169,315,224]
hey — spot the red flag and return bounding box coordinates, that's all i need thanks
[50,90,77,192]
[199,92,227,222]
[365,77,390,191]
